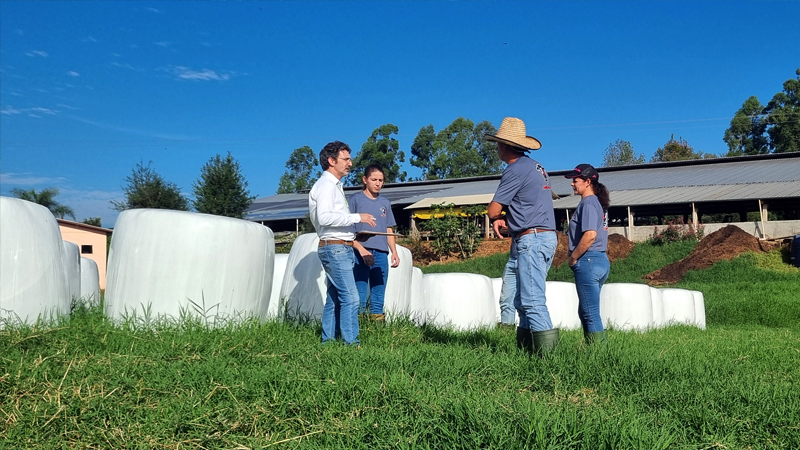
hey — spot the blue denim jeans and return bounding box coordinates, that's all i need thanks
[499,257,518,325]
[570,251,610,333]
[515,231,557,332]
[318,244,360,345]
[354,249,389,314]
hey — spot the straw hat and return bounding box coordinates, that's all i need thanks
[484,117,541,151]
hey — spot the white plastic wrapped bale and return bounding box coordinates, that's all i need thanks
[267,254,290,319]
[80,257,101,302]
[63,241,81,301]
[599,283,653,331]
[650,287,665,329]
[104,209,274,323]
[490,278,503,323]
[421,273,496,330]
[280,233,327,321]
[659,288,696,327]
[691,290,707,330]
[408,267,425,323]
[545,281,582,330]
[383,245,414,317]
[0,196,70,325]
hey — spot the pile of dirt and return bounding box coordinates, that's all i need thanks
[607,233,636,262]
[643,225,765,285]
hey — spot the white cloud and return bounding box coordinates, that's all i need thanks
[68,115,196,141]
[154,41,171,48]
[81,36,97,43]
[0,106,22,115]
[166,65,231,81]
[1,106,59,116]
[67,71,80,77]
[0,172,67,186]
[111,62,141,71]
[25,50,48,57]
[145,7,162,13]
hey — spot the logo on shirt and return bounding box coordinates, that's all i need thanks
[603,211,609,230]
[535,163,551,188]
[380,207,387,217]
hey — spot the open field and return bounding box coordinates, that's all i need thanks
[1,242,799,449]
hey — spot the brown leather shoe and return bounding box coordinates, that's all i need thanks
[368,313,386,322]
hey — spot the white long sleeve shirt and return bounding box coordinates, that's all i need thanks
[308,171,360,240]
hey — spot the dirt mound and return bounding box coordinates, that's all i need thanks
[607,233,635,262]
[553,232,569,267]
[643,225,765,285]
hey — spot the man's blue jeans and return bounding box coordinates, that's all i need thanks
[499,257,518,325]
[515,231,557,332]
[318,244,360,345]
[354,249,389,314]
[570,250,609,333]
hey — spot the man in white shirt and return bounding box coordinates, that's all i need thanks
[309,141,376,345]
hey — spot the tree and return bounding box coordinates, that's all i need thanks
[764,68,800,153]
[10,187,75,220]
[276,146,320,194]
[410,117,501,180]
[651,135,715,162]
[723,96,769,156]
[82,217,103,227]
[602,139,645,167]
[192,152,257,219]
[347,124,407,185]
[111,161,190,211]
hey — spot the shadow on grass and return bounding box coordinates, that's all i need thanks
[417,323,509,352]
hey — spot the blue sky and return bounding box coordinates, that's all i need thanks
[1,1,798,227]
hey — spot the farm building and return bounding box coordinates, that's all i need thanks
[57,219,112,290]
[246,152,800,241]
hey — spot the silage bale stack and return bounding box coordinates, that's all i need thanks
[420,273,496,330]
[383,245,414,317]
[0,196,70,325]
[63,241,81,301]
[280,233,327,321]
[80,257,101,303]
[104,209,274,323]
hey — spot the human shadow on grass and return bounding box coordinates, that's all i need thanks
[417,322,509,352]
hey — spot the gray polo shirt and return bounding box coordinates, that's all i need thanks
[492,155,556,234]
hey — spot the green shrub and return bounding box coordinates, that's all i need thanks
[421,203,484,259]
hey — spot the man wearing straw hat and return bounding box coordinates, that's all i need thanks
[309,141,377,346]
[486,118,559,355]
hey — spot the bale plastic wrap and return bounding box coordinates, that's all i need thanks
[383,245,414,317]
[104,209,274,323]
[280,233,326,321]
[650,287,665,328]
[409,267,425,322]
[545,281,581,330]
[80,257,101,302]
[421,273,496,330]
[659,288,696,326]
[267,254,290,319]
[0,196,70,325]
[63,241,81,301]
[691,290,706,330]
[490,278,503,323]
[599,283,653,331]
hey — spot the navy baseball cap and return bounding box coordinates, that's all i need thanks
[564,163,599,180]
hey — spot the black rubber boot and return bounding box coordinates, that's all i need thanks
[584,330,607,346]
[516,327,533,353]
[532,328,560,355]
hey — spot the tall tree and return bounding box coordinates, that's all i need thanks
[602,139,645,167]
[723,96,769,156]
[192,152,256,219]
[410,117,503,180]
[276,146,320,194]
[10,187,76,220]
[651,135,715,162]
[764,68,800,153]
[347,124,407,185]
[111,161,190,211]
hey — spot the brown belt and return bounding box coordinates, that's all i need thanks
[517,228,555,238]
[319,239,354,247]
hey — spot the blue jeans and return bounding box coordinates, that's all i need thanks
[570,251,609,333]
[318,244,360,345]
[354,249,389,314]
[515,231,557,332]
[499,257,518,325]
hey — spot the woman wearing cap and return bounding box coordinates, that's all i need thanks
[565,164,611,346]
[349,164,399,322]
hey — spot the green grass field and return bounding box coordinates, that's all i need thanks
[1,241,798,449]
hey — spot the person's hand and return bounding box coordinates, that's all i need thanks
[390,252,400,267]
[569,254,578,266]
[360,252,375,266]
[492,219,508,238]
[359,213,376,227]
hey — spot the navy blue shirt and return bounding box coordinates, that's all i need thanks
[492,155,556,234]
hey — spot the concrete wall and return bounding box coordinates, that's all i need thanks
[610,220,800,242]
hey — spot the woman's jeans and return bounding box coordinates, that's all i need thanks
[570,251,610,333]
[318,244,360,345]
[499,257,518,325]
[354,249,389,314]
[515,231,558,332]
